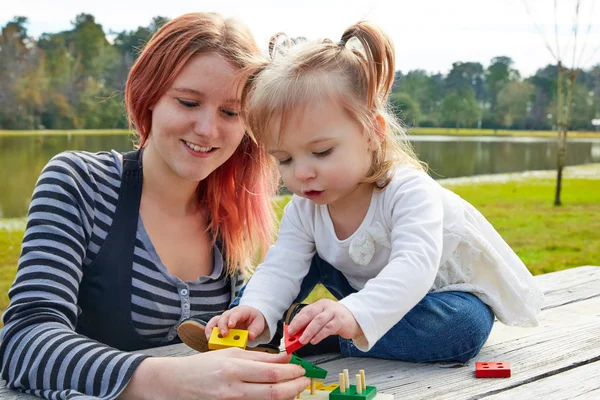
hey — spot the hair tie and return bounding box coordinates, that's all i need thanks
[338,38,347,47]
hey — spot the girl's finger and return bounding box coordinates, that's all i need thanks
[205,316,219,339]
[300,311,333,344]
[310,320,339,345]
[246,315,263,341]
[288,304,320,335]
[217,311,232,336]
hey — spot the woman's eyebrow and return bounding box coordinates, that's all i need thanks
[169,87,240,105]
[170,87,203,95]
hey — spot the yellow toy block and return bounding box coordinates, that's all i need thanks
[321,383,340,391]
[306,381,324,391]
[208,327,248,350]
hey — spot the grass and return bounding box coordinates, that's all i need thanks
[1,178,598,313]
[2,128,599,138]
[408,127,600,139]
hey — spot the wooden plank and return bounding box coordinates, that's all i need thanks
[313,295,600,399]
[483,360,600,400]
[1,266,598,399]
[0,389,36,400]
[486,292,600,346]
[535,266,600,309]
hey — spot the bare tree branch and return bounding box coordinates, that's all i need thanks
[521,0,559,60]
[571,0,581,69]
[583,42,600,66]
[555,0,562,61]
[576,0,597,68]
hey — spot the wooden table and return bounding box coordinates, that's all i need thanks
[2,266,599,399]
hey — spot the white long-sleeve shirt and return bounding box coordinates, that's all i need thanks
[240,166,544,351]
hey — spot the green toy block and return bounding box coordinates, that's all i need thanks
[329,385,377,400]
[289,354,328,379]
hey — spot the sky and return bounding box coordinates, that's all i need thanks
[2,0,600,77]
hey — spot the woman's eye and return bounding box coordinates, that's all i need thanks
[314,148,332,157]
[278,158,292,165]
[222,109,239,117]
[177,98,198,108]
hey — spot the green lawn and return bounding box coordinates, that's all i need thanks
[1,177,598,312]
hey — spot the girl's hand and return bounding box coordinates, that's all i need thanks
[205,305,267,341]
[120,349,310,400]
[287,299,363,345]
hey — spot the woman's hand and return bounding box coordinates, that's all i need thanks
[205,305,267,341]
[120,348,309,400]
[287,299,363,345]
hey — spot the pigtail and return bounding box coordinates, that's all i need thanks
[268,33,291,60]
[340,22,395,110]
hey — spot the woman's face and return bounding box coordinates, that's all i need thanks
[147,52,245,183]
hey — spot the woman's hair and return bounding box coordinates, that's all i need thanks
[125,12,278,274]
[243,21,424,189]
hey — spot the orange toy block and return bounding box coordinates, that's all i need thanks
[284,324,306,354]
[208,327,248,350]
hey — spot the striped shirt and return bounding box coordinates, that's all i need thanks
[1,150,244,399]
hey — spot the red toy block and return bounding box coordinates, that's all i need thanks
[284,324,306,354]
[476,362,511,378]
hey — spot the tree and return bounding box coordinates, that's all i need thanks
[440,89,480,129]
[446,62,487,128]
[486,56,520,114]
[0,17,43,129]
[393,70,444,125]
[522,0,600,205]
[66,14,117,80]
[497,81,534,128]
[389,92,421,127]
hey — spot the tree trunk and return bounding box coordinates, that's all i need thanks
[554,65,577,207]
[554,129,566,206]
[554,62,565,206]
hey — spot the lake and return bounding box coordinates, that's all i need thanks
[1,133,599,218]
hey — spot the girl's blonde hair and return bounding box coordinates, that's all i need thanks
[126,13,278,275]
[243,21,424,189]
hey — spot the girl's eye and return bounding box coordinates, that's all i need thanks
[278,158,292,165]
[177,98,198,107]
[314,148,333,157]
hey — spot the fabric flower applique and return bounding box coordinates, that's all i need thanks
[349,221,391,266]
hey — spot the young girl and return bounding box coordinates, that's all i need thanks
[203,21,545,362]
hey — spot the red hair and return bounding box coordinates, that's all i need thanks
[125,13,278,274]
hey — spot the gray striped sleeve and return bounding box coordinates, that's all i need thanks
[0,152,147,399]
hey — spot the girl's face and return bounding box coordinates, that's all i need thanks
[147,52,245,183]
[268,98,377,208]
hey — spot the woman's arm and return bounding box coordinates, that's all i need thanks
[120,349,309,400]
[0,152,147,399]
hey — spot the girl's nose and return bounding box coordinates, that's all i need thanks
[294,160,316,181]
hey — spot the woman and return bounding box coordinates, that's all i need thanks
[0,12,309,400]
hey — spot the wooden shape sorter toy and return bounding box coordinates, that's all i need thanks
[284,324,306,354]
[290,354,328,379]
[475,361,511,378]
[295,368,393,399]
[207,327,248,350]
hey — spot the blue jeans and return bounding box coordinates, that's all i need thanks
[232,254,495,363]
